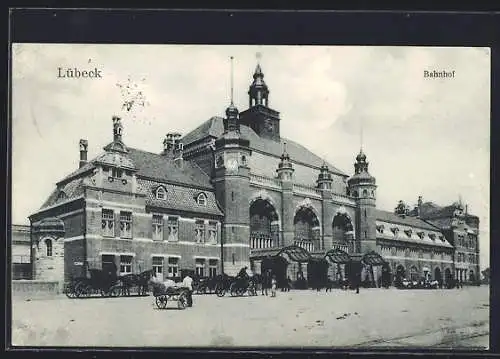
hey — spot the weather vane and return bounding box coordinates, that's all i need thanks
[256,52,262,62]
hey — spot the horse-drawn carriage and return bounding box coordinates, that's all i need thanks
[214,273,258,297]
[193,276,218,294]
[64,267,154,299]
[64,268,122,298]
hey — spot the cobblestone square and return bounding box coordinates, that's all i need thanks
[11,286,489,349]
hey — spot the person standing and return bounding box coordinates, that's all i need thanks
[182,273,194,307]
[271,275,277,297]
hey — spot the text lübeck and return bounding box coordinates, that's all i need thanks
[57,67,102,79]
[423,70,456,79]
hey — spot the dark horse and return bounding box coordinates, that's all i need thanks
[119,269,155,296]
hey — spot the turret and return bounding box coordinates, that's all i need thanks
[79,139,88,168]
[276,142,294,182]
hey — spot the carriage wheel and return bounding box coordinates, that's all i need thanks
[64,284,76,299]
[177,293,187,310]
[237,287,246,296]
[155,295,168,309]
[75,283,86,298]
[110,285,121,297]
[215,284,226,297]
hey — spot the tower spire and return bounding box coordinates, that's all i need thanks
[230,56,234,105]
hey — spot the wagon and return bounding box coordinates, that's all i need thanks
[152,285,189,310]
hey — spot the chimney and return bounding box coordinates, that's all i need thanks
[173,134,184,168]
[465,204,468,214]
[79,139,88,168]
[112,116,123,142]
[417,195,423,217]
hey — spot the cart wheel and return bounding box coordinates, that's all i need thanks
[177,293,187,310]
[215,284,226,297]
[110,286,121,297]
[155,295,168,309]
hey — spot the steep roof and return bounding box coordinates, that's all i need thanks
[138,179,223,217]
[181,117,347,177]
[375,209,439,231]
[59,148,213,190]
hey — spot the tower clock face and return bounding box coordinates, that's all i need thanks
[226,158,238,173]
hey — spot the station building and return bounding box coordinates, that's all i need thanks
[26,61,480,288]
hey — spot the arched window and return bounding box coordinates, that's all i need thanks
[197,193,207,206]
[352,190,358,198]
[362,189,368,197]
[156,186,167,200]
[46,239,53,257]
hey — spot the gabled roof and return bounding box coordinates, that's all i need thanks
[181,117,347,177]
[375,209,439,231]
[41,178,85,209]
[138,179,223,217]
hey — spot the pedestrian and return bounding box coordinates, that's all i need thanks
[182,273,194,307]
[271,275,277,297]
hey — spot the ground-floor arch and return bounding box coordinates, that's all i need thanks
[250,245,312,289]
[434,267,443,286]
[444,268,453,288]
[249,197,280,249]
[395,264,406,287]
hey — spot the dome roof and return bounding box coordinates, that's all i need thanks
[356,150,367,162]
[225,102,239,118]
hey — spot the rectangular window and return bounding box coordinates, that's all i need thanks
[102,209,115,237]
[208,221,217,244]
[112,168,123,178]
[120,211,132,238]
[195,258,205,277]
[167,257,179,278]
[152,256,164,280]
[120,255,133,275]
[195,220,205,243]
[209,259,218,278]
[152,214,164,241]
[167,217,179,241]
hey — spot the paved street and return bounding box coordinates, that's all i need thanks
[11,286,489,349]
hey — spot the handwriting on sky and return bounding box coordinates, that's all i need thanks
[115,76,150,121]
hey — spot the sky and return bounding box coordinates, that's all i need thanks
[11,44,490,270]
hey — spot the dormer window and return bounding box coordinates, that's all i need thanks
[156,186,167,200]
[390,227,399,235]
[57,191,67,201]
[438,235,445,242]
[404,229,412,238]
[429,233,436,240]
[376,225,385,233]
[417,231,425,239]
[197,193,207,206]
[111,168,123,178]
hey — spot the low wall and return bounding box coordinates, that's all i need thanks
[11,280,62,297]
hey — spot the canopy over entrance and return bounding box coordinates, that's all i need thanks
[324,248,351,264]
[250,245,312,263]
[361,251,387,266]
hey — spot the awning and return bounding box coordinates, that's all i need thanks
[361,251,387,266]
[250,245,312,263]
[324,248,351,264]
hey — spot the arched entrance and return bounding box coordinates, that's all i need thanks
[434,267,443,287]
[332,212,354,245]
[361,251,387,288]
[261,255,288,289]
[249,198,280,249]
[395,265,406,287]
[294,204,320,252]
[324,248,352,288]
[409,266,419,281]
[251,245,312,289]
[445,268,453,288]
[469,270,475,283]
[307,258,329,289]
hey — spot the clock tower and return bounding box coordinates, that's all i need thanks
[240,59,281,141]
[214,60,253,275]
